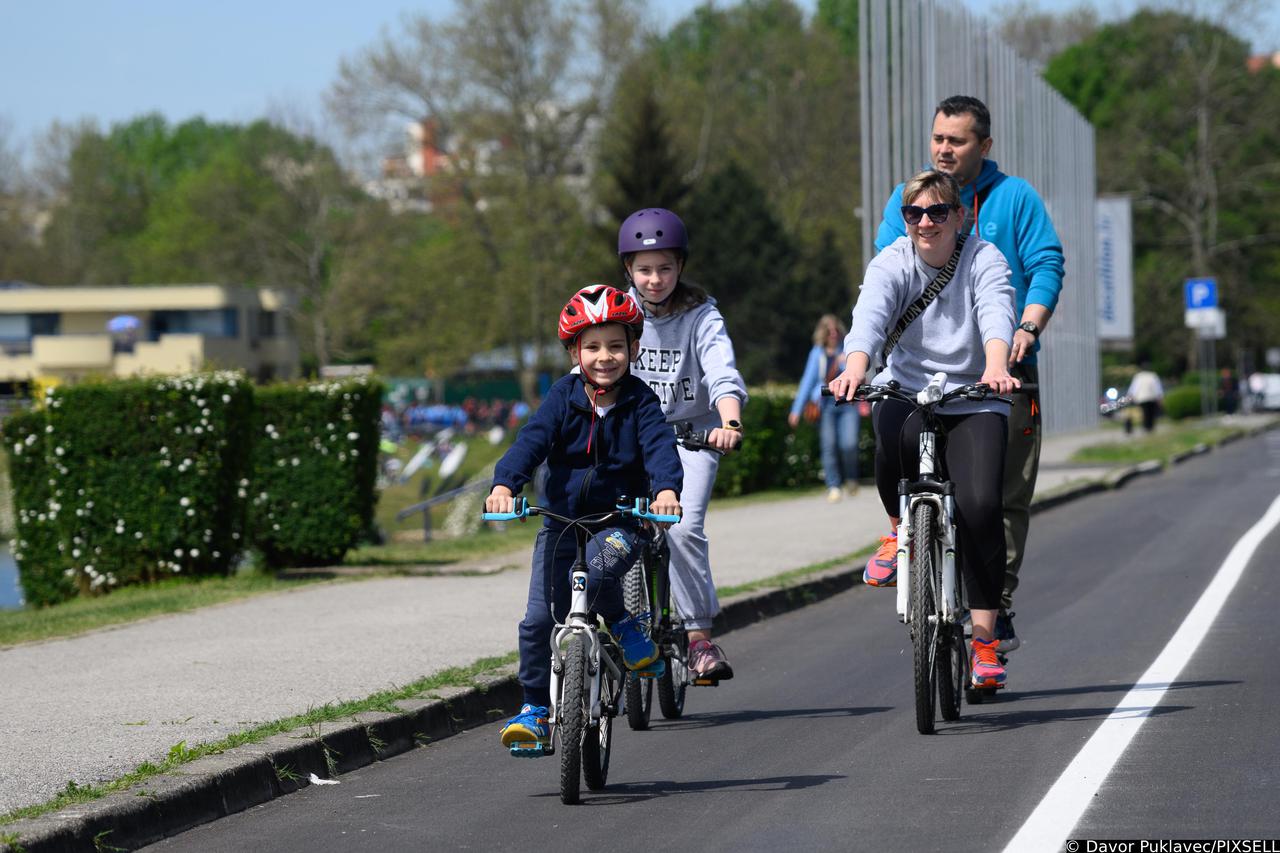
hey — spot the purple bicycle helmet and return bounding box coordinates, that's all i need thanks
[617,208,689,257]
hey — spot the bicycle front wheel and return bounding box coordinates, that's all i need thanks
[559,634,588,804]
[622,563,653,730]
[911,502,940,734]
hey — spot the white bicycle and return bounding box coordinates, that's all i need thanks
[481,497,679,803]
[827,372,1034,733]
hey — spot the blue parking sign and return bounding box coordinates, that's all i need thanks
[1185,278,1217,309]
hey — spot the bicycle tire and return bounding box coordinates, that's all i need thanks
[559,633,588,804]
[657,631,688,719]
[582,643,615,791]
[939,621,965,721]
[911,502,939,734]
[622,564,653,730]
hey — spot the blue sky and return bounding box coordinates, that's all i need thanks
[2,0,1277,154]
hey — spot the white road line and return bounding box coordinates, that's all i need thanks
[1003,491,1280,853]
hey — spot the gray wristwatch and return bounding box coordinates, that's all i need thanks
[1018,320,1041,339]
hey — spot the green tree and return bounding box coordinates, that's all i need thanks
[1045,9,1280,372]
[597,75,692,226]
[654,0,859,257]
[684,161,812,382]
[327,0,640,399]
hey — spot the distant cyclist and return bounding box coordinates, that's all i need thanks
[831,170,1017,689]
[619,208,746,682]
[873,95,1065,652]
[487,285,684,752]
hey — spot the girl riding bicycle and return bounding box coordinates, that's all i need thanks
[488,284,684,751]
[828,170,1018,689]
[618,208,747,681]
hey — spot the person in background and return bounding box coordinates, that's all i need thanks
[789,314,862,502]
[1127,361,1165,433]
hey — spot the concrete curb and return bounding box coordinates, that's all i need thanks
[7,421,1275,851]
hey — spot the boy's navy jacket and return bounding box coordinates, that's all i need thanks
[493,373,683,522]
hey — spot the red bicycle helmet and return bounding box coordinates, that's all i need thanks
[558,284,644,345]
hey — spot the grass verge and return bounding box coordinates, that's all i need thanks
[1069,421,1246,466]
[0,651,519,828]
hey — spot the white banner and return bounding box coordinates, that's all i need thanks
[1096,196,1133,341]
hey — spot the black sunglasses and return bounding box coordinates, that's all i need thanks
[901,203,957,225]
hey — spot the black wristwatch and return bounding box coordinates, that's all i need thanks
[722,419,742,432]
[1018,320,1041,339]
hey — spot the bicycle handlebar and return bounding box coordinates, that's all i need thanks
[822,379,1037,409]
[481,496,681,525]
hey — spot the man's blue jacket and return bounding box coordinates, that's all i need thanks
[493,373,683,522]
[874,159,1065,361]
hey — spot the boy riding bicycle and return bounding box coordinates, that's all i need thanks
[487,284,684,752]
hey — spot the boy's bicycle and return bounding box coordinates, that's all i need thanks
[480,497,680,804]
[622,424,725,731]
[826,373,1033,734]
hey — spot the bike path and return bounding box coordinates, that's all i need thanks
[135,433,1280,851]
[2,417,1274,849]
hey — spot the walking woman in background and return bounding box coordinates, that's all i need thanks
[789,314,861,502]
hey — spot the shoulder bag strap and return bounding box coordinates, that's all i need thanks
[881,233,968,364]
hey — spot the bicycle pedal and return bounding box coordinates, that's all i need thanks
[508,742,550,757]
[692,678,720,687]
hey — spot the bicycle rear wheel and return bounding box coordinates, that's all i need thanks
[559,634,588,804]
[622,563,653,730]
[911,502,939,734]
[582,641,615,791]
[657,631,689,719]
[938,621,965,721]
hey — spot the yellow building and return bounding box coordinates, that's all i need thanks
[0,283,299,387]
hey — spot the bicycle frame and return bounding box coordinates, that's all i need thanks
[548,562,625,730]
[481,497,681,736]
[894,376,962,626]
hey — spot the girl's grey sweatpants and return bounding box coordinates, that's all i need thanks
[669,443,720,631]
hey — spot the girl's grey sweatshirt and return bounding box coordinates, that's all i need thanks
[845,235,1016,415]
[629,293,748,430]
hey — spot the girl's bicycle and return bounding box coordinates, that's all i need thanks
[480,497,679,804]
[826,373,1033,734]
[622,424,724,731]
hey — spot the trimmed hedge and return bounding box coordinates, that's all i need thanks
[4,374,252,607]
[714,384,874,498]
[249,377,382,567]
[1163,385,1202,420]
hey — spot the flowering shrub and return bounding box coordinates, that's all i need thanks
[248,376,382,567]
[4,373,253,606]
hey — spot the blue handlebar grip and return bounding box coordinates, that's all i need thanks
[642,513,682,524]
[481,511,522,521]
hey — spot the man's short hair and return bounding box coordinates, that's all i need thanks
[936,95,991,140]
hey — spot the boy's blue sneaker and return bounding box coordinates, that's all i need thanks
[609,613,661,670]
[500,704,550,754]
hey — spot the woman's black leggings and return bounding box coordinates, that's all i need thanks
[873,398,1008,610]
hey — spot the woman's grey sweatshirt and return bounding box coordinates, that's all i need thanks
[845,235,1016,415]
[629,292,748,430]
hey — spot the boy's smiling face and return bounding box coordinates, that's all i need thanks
[571,323,637,391]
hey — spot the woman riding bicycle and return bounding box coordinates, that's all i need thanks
[828,170,1018,689]
[487,284,684,752]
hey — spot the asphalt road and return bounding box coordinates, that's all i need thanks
[144,431,1280,852]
